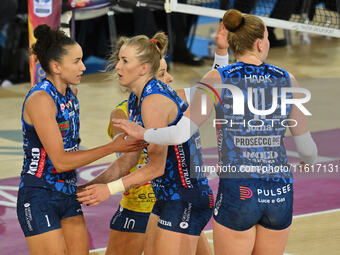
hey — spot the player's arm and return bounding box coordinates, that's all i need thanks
[77,94,173,206]
[287,73,317,164]
[24,91,146,173]
[113,70,222,145]
[213,22,229,69]
[108,105,129,139]
[78,102,141,190]
[80,150,141,189]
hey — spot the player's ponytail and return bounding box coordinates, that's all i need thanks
[222,9,265,57]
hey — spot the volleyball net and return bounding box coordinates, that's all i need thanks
[164,0,340,38]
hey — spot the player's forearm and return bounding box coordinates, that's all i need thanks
[54,143,116,173]
[86,163,123,186]
[122,163,164,191]
[86,152,140,186]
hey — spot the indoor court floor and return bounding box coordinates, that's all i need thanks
[1,29,340,254]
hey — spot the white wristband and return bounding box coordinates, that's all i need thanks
[212,52,229,69]
[112,133,124,158]
[293,132,318,165]
[144,116,198,145]
[107,178,125,195]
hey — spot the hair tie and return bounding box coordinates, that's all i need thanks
[229,17,245,32]
[150,39,158,45]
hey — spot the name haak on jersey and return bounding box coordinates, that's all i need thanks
[244,74,272,84]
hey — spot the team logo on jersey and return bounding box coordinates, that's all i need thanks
[240,186,253,200]
[257,184,291,197]
[234,136,281,148]
[65,100,73,109]
[60,103,65,112]
[195,136,202,149]
[179,222,189,229]
[214,193,223,216]
[58,121,70,131]
[179,203,192,229]
[242,149,278,163]
[159,219,172,227]
[145,84,153,95]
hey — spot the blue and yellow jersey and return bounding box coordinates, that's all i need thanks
[108,100,155,213]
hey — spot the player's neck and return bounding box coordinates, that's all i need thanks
[237,53,263,66]
[46,75,68,96]
[130,75,154,103]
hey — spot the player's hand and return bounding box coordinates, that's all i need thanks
[110,133,147,153]
[215,22,229,56]
[77,184,110,206]
[112,119,146,141]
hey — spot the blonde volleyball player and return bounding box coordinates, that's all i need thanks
[78,24,229,255]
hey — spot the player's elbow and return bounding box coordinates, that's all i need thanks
[52,161,73,173]
[172,135,190,145]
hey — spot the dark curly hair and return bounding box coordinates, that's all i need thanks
[31,24,76,74]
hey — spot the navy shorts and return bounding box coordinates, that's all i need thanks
[152,199,213,236]
[17,187,83,237]
[213,178,293,231]
[110,205,150,233]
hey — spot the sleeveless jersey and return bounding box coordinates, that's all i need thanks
[20,80,80,195]
[215,62,293,181]
[128,78,212,202]
[107,100,155,213]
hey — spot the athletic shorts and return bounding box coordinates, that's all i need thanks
[213,178,293,231]
[17,187,83,237]
[152,199,213,236]
[110,205,150,233]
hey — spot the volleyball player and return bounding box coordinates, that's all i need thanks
[16,24,145,255]
[77,32,214,255]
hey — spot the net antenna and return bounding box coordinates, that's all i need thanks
[166,0,340,38]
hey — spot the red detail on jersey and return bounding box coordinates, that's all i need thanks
[51,167,58,173]
[58,121,70,131]
[57,180,65,183]
[174,145,188,188]
[35,148,47,178]
[133,182,151,190]
[208,194,214,208]
[65,100,72,109]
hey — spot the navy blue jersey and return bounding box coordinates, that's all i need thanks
[215,62,293,181]
[20,80,80,195]
[128,79,212,202]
